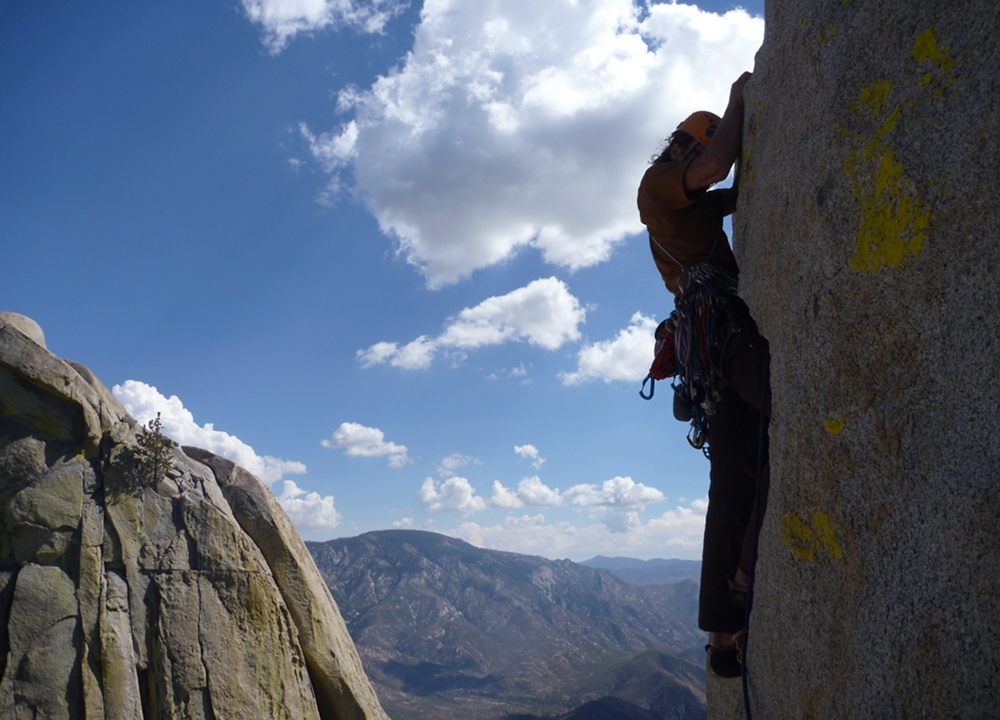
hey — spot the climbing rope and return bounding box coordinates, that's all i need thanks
[740,346,771,720]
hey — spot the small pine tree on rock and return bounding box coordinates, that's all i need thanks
[133,412,174,488]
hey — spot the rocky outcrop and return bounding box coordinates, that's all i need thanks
[729,2,1000,718]
[0,313,389,719]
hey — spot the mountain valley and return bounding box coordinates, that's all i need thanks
[308,530,707,720]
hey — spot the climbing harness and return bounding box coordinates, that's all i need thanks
[674,262,739,452]
[640,252,740,457]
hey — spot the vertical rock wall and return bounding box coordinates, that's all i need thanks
[734,2,1000,717]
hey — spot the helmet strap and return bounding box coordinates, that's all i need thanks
[681,140,702,162]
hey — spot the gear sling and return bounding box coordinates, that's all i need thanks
[640,233,740,455]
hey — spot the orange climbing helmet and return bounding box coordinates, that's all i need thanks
[675,111,721,148]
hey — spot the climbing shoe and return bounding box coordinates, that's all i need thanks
[705,644,741,679]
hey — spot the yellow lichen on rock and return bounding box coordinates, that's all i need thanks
[843,76,930,272]
[840,27,963,273]
[824,418,846,435]
[780,511,843,561]
[910,27,954,71]
[910,27,957,96]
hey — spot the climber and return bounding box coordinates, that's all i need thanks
[637,71,771,679]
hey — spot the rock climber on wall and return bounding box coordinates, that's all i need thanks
[637,71,770,679]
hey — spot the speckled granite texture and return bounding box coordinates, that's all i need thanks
[722,2,1000,718]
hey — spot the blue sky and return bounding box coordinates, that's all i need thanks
[1,0,763,560]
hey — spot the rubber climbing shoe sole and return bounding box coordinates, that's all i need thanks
[706,645,741,678]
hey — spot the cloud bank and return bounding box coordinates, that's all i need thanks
[489,475,563,509]
[301,0,763,286]
[450,497,709,561]
[112,380,341,530]
[241,0,405,53]
[565,475,666,532]
[419,471,665,536]
[278,480,344,529]
[322,421,411,467]
[113,380,307,485]
[358,277,585,369]
[560,312,658,385]
[419,476,488,515]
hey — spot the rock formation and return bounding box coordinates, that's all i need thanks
[724,2,1000,717]
[0,312,389,719]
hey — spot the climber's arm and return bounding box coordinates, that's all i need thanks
[684,72,750,194]
[712,155,741,216]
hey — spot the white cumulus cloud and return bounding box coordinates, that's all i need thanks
[278,480,343,529]
[112,380,307,485]
[242,0,405,53]
[516,475,563,506]
[111,380,343,532]
[489,480,524,509]
[358,277,585,369]
[560,312,659,385]
[419,477,488,515]
[514,443,545,468]
[489,475,562,509]
[564,475,666,534]
[565,475,665,509]
[299,0,763,287]
[322,421,410,467]
[438,453,480,477]
[389,336,437,370]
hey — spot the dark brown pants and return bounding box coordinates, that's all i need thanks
[697,299,770,633]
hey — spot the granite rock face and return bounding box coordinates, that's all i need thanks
[0,315,389,719]
[731,2,1000,718]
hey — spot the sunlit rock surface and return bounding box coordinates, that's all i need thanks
[0,314,389,719]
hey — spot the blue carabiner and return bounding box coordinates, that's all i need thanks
[639,374,655,400]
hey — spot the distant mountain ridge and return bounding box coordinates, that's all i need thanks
[580,556,702,586]
[307,530,706,720]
